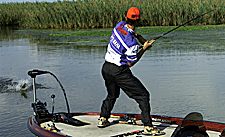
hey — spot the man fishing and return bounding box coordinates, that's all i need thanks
[98,7,163,135]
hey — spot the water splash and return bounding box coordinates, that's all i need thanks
[15,79,30,91]
[0,78,29,92]
[0,77,49,94]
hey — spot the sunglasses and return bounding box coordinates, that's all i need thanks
[131,14,140,19]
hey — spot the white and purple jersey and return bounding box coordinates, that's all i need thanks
[105,21,140,66]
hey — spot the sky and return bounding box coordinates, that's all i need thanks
[0,0,57,3]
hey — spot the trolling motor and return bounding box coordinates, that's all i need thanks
[28,69,70,115]
[28,69,89,126]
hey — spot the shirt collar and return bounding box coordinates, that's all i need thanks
[124,24,134,34]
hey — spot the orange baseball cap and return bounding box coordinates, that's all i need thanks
[126,7,140,20]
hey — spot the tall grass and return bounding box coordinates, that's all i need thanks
[0,0,225,29]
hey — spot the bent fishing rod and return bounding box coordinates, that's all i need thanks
[153,9,216,40]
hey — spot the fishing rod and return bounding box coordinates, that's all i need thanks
[153,9,216,40]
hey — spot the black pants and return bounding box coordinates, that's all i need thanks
[100,61,153,126]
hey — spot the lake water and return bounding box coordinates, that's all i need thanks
[0,27,225,137]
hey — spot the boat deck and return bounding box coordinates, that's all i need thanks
[40,115,221,137]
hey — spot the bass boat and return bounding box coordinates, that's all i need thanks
[27,69,225,137]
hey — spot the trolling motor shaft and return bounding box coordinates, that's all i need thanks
[28,70,49,103]
[51,94,55,114]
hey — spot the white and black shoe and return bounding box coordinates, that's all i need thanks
[97,117,110,128]
[143,126,165,136]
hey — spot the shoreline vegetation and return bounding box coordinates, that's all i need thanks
[0,0,225,29]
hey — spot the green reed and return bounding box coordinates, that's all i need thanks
[0,0,224,29]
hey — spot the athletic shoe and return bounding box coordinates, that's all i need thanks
[143,126,164,135]
[97,117,110,128]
